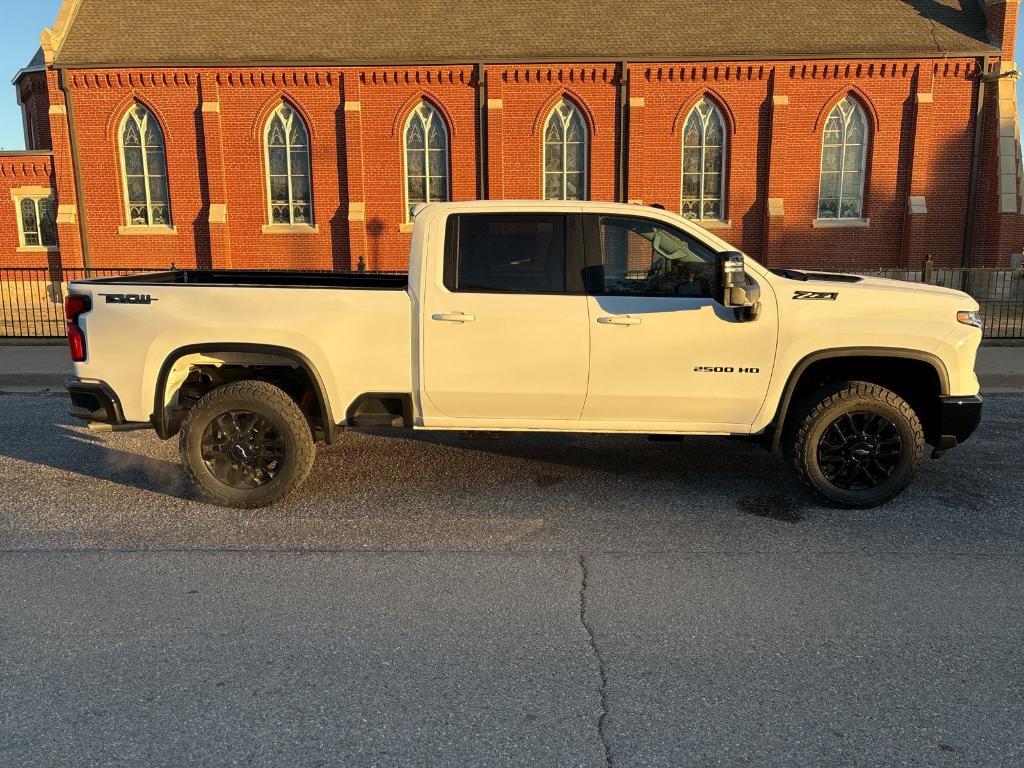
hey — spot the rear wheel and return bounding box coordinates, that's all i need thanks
[179,380,315,508]
[784,381,924,508]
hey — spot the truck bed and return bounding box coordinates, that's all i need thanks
[77,269,408,290]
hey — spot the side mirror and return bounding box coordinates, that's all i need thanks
[717,251,762,321]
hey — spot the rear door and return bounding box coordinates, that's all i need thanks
[420,211,590,421]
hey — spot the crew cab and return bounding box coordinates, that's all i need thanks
[64,201,983,508]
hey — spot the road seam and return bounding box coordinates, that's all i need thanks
[578,553,613,768]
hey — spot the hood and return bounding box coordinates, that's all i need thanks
[772,269,974,304]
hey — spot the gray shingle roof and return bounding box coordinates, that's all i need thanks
[53,0,999,68]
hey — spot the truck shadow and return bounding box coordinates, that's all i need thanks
[5,421,194,501]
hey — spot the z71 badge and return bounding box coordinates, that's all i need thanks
[793,290,838,301]
[99,293,158,305]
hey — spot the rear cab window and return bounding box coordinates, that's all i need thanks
[444,213,584,294]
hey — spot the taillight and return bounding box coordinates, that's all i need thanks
[65,295,90,362]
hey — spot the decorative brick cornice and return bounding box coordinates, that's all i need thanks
[642,65,767,82]
[499,65,615,85]
[357,67,471,87]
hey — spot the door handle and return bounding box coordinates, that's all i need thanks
[432,312,476,323]
[596,315,641,326]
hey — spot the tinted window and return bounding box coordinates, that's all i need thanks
[598,216,717,297]
[448,214,566,293]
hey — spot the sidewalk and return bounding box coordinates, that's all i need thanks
[2,342,1022,395]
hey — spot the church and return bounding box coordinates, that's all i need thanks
[3,0,1022,273]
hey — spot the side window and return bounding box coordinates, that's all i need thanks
[447,214,567,293]
[598,216,717,297]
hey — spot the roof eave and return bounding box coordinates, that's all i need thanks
[53,47,1002,70]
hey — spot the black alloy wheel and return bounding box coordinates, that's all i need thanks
[200,410,285,489]
[816,411,903,491]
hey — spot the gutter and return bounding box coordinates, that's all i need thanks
[476,62,487,199]
[961,55,990,274]
[617,61,628,203]
[58,67,91,273]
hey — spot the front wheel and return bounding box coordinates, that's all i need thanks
[784,381,924,508]
[179,380,315,508]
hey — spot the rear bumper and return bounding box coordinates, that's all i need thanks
[932,395,983,457]
[66,379,125,425]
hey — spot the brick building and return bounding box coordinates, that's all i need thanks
[3,0,1023,273]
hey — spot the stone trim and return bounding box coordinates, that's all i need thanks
[908,195,928,215]
[208,203,228,224]
[201,101,221,113]
[348,202,366,222]
[119,225,178,235]
[261,223,319,234]
[344,101,362,112]
[812,217,870,228]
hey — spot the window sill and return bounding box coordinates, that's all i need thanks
[17,245,59,253]
[812,217,870,229]
[119,225,177,236]
[261,224,320,235]
[399,222,415,234]
[691,219,731,230]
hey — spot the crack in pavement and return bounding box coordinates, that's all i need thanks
[578,554,613,768]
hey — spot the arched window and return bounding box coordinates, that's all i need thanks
[120,104,171,227]
[818,97,868,220]
[681,98,726,221]
[265,103,313,226]
[404,102,449,220]
[543,100,587,200]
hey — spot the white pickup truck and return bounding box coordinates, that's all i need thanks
[64,201,983,509]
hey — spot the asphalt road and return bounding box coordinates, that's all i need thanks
[1,394,1022,767]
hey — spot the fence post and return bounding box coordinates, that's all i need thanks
[922,255,934,285]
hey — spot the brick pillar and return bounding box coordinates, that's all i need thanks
[485,69,504,199]
[762,91,789,267]
[983,0,1020,60]
[626,67,645,205]
[342,72,368,270]
[900,76,935,266]
[45,69,83,270]
[199,73,231,268]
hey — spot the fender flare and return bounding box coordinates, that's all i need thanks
[766,347,950,452]
[151,342,337,443]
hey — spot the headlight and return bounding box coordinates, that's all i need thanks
[957,310,983,329]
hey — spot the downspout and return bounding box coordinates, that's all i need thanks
[58,67,91,273]
[476,62,488,200]
[617,60,629,203]
[961,55,990,276]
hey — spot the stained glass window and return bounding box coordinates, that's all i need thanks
[120,105,171,227]
[818,97,868,219]
[404,102,449,220]
[543,100,587,201]
[680,98,726,221]
[17,196,58,248]
[265,103,313,225]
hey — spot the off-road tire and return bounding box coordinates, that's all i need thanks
[179,380,315,508]
[784,380,924,508]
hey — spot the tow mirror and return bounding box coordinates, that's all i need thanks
[717,251,761,321]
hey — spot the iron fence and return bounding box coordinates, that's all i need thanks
[2,264,1023,339]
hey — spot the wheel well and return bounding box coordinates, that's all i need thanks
[154,348,334,443]
[775,355,945,448]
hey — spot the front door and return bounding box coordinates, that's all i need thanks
[582,214,777,429]
[422,212,590,421]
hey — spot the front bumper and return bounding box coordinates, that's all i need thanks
[931,395,983,458]
[66,379,125,424]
